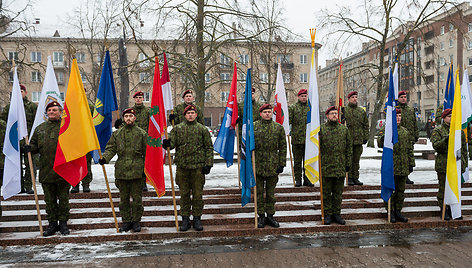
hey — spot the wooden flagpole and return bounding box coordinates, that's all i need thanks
[252,151,258,228]
[318,154,324,225]
[98,151,120,233]
[287,135,296,187]
[235,127,242,189]
[167,110,179,231]
[388,198,392,223]
[25,137,43,235]
[442,198,446,221]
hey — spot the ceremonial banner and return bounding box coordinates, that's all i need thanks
[336,61,345,123]
[161,52,174,119]
[461,69,472,182]
[443,64,454,110]
[273,63,290,134]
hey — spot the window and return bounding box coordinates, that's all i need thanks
[76,52,86,63]
[32,92,41,102]
[469,40,472,50]
[259,95,265,102]
[204,92,211,103]
[205,73,211,83]
[8,51,18,61]
[449,55,454,64]
[220,91,229,102]
[260,73,268,83]
[81,73,87,83]
[31,51,41,62]
[259,55,266,64]
[439,57,446,66]
[60,92,65,101]
[239,54,249,64]
[469,57,472,66]
[9,71,14,82]
[220,53,230,67]
[31,71,41,82]
[53,51,64,67]
[440,72,445,81]
[276,54,291,64]
[138,53,149,67]
[300,55,307,64]
[469,74,472,83]
[449,39,454,48]
[449,23,454,31]
[282,73,290,83]
[56,71,64,84]
[300,73,308,83]
[220,72,230,83]
[440,42,444,50]
[144,92,150,102]
[139,72,150,83]
[440,26,445,35]
[469,23,472,32]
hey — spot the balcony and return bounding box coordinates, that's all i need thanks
[273,62,294,69]
[52,61,65,68]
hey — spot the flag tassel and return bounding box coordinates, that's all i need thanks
[25,136,43,235]
[287,135,296,187]
[164,126,179,231]
[236,127,242,189]
[98,150,120,233]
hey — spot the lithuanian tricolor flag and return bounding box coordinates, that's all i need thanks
[53,59,100,186]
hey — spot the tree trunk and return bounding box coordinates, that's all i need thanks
[118,37,129,113]
[195,0,205,115]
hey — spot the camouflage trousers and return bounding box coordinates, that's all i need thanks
[292,144,308,183]
[176,168,205,217]
[322,177,345,215]
[256,175,279,215]
[348,144,363,180]
[41,181,71,222]
[21,151,35,191]
[437,173,446,209]
[384,175,407,211]
[81,152,93,187]
[115,178,144,222]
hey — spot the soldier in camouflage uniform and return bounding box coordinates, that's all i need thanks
[289,89,312,187]
[254,104,287,228]
[100,108,147,232]
[397,90,418,184]
[170,89,204,125]
[163,105,213,232]
[1,84,38,194]
[320,106,352,225]
[0,119,6,218]
[431,108,467,220]
[238,88,261,123]
[344,91,368,186]
[378,109,415,223]
[27,101,70,236]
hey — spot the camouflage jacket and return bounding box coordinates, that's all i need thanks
[431,123,467,174]
[169,119,213,169]
[0,119,6,168]
[102,124,147,180]
[320,120,352,177]
[1,97,38,133]
[173,103,204,125]
[344,102,369,145]
[254,119,287,177]
[132,104,150,133]
[288,101,309,144]
[398,102,419,143]
[435,105,443,125]
[378,126,415,176]
[30,119,63,183]
[238,100,261,122]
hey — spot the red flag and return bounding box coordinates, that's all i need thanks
[144,57,167,197]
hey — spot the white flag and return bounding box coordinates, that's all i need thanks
[461,69,472,183]
[30,56,63,138]
[273,63,290,135]
[2,67,28,200]
[161,52,174,119]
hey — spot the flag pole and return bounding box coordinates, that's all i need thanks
[24,136,43,235]
[235,126,242,189]
[318,154,325,225]
[287,135,296,186]
[165,116,179,231]
[388,197,391,223]
[442,197,446,221]
[98,151,120,233]
[252,151,258,228]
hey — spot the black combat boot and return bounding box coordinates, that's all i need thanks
[82,185,91,193]
[193,216,203,231]
[180,216,191,231]
[324,215,332,225]
[389,211,396,223]
[406,178,414,184]
[132,221,141,232]
[257,214,266,228]
[352,178,363,186]
[332,214,346,225]
[59,221,70,235]
[394,210,408,222]
[295,180,302,187]
[43,221,59,237]
[70,185,79,193]
[303,180,314,187]
[26,188,34,194]
[348,179,355,186]
[119,222,132,232]
[142,185,148,192]
[266,214,280,228]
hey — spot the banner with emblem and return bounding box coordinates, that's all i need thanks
[273,63,290,135]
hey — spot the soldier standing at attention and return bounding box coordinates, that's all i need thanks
[1,84,38,194]
[26,101,70,236]
[163,105,213,231]
[170,89,204,125]
[238,88,261,123]
[397,90,419,184]
[100,108,147,232]
[254,104,287,228]
[320,106,352,225]
[289,89,312,187]
[378,109,415,223]
[431,109,467,220]
[0,119,6,218]
[344,91,368,186]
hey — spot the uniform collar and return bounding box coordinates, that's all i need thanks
[348,102,357,108]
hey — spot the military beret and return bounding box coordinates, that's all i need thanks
[182,89,193,98]
[133,91,144,98]
[441,108,452,118]
[347,91,358,98]
[183,104,197,115]
[20,84,26,91]
[45,101,61,111]
[325,105,337,115]
[398,91,407,97]
[122,108,136,117]
[396,108,402,114]
[298,89,308,96]
[259,103,272,113]
[252,88,256,93]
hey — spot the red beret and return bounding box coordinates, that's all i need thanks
[122,108,136,117]
[398,91,407,97]
[20,84,26,91]
[325,105,337,115]
[252,88,256,93]
[441,108,452,119]
[182,89,193,98]
[133,91,144,98]
[259,103,272,113]
[183,104,197,115]
[298,89,308,96]
[347,91,358,98]
[45,101,61,111]
[396,108,402,114]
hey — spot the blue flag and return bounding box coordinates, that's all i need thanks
[444,64,454,109]
[381,64,398,202]
[214,62,238,167]
[240,69,256,207]
[92,50,118,163]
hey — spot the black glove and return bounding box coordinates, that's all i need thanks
[202,166,212,175]
[98,158,106,165]
[168,114,176,122]
[162,139,171,149]
[409,166,413,173]
[22,144,32,153]
[345,166,350,172]
[363,139,368,145]
[276,166,284,174]
[114,118,123,129]
[235,116,242,125]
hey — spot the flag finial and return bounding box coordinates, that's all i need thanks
[310,28,316,48]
